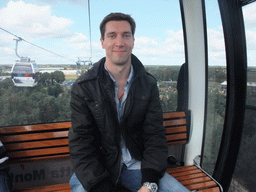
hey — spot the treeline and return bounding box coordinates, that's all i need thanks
[145,66,181,82]
[0,71,71,127]
[39,71,65,86]
[0,66,228,127]
[234,109,256,190]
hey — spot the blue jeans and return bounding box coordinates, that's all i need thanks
[69,166,189,192]
[0,171,11,192]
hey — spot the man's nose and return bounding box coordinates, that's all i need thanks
[115,36,124,47]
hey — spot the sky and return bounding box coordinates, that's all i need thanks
[0,0,256,66]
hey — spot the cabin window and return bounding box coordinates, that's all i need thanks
[231,2,256,191]
[201,0,227,177]
[12,64,33,74]
[0,1,184,127]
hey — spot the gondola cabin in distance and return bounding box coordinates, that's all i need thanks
[11,57,40,87]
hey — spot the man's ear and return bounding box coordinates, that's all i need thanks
[100,38,104,48]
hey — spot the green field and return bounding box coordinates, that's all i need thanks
[65,74,79,81]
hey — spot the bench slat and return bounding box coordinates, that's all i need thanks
[167,140,186,146]
[7,146,69,159]
[186,181,218,191]
[1,131,69,143]
[199,187,221,192]
[13,183,71,192]
[163,119,186,127]
[167,165,198,174]
[163,111,186,119]
[8,154,70,164]
[0,122,71,134]
[171,169,202,178]
[4,138,69,151]
[166,126,186,134]
[174,173,207,181]
[166,133,187,141]
[180,177,212,186]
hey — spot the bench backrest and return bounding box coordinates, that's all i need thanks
[164,111,190,146]
[0,111,190,163]
[0,122,71,163]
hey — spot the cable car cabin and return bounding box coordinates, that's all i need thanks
[0,0,255,191]
[11,57,40,87]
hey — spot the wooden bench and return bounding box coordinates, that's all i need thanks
[0,111,222,192]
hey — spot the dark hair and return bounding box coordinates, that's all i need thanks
[100,12,136,39]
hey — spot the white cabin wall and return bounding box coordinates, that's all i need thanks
[181,0,207,165]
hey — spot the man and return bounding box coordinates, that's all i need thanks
[69,13,189,192]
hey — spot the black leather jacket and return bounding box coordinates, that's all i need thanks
[68,54,168,191]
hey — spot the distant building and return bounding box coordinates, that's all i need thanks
[221,81,256,93]
[160,81,177,88]
[247,68,256,82]
[221,81,227,92]
[221,68,256,93]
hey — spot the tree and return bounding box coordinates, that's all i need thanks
[48,83,63,98]
[159,88,177,112]
[51,71,65,84]
[215,69,226,83]
[39,71,65,85]
[56,88,71,121]
[0,78,13,90]
[39,72,51,85]
[39,96,60,123]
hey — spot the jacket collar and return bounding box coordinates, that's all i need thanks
[77,54,147,84]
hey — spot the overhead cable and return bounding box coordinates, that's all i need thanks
[0,27,76,63]
[88,0,92,60]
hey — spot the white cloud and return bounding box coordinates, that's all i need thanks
[134,30,184,57]
[36,0,87,8]
[207,28,225,52]
[66,33,104,61]
[206,28,226,65]
[134,36,159,55]
[246,30,256,50]
[135,36,158,46]
[163,30,184,54]
[68,32,88,43]
[131,30,186,65]
[0,1,73,39]
[165,30,184,44]
[0,31,13,47]
[243,3,256,28]
[0,47,14,55]
[0,1,80,64]
[68,32,89,50]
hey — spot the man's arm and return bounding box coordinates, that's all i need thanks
[68,84,113,191]
[140,80,168,186]
[138,186,151,192]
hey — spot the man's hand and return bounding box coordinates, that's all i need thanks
[138,186,151,192]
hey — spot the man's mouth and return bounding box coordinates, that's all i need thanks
[113,50,126,53]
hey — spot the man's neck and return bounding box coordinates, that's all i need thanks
[105,62,131,84]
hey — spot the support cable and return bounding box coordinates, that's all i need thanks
[0,27,76,63]
[88,0,92,61]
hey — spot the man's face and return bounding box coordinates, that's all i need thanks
[100,20,135,66]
